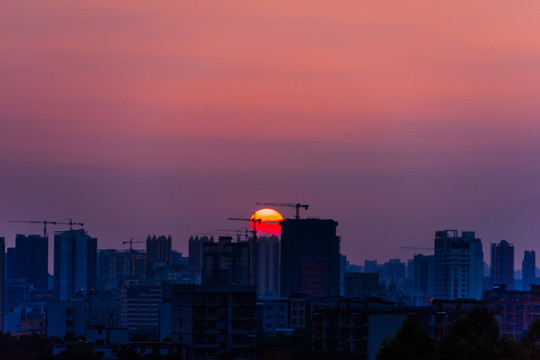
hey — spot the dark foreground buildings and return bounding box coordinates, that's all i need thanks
[280,218,340,297]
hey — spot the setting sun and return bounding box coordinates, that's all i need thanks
[250,208,283,236]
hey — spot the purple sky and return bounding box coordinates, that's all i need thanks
[2,1,540,270]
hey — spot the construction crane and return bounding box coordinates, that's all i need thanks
[63,218,84,231]
[255,202,309,220]
[214,229,249,241]
[8,218,83,237]
[228,217,262,286]
[399,246,434,251]
[8,220,57,237]
[123,238,145,251]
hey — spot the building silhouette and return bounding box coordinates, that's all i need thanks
[146,235,172,278]
[201,236,250,286]
[491,240,515,290]
[256,235,280,297]
[171,284,256,360]
[344,272,379,297]
[14,234,48,290]
[412,254,434,306]
[280,218,340,297]
[0,237,5,331]
[53,229,97,300]
[523,250,536,291]
[188,235,213,275]
[433,230,483,300]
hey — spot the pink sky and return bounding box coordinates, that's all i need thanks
[2,1,540,268]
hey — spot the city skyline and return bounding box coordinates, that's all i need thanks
[3,1,540,266]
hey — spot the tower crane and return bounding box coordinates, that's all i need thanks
[8,218,84,237]
[123,238,145,251]
[214,229,249,242]
[228,217,262,286]
[255,202,309,220]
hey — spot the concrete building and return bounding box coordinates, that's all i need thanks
[0,237,5,331]
[47,300,87,339]
[201,236,251,286]
[256,236,280,297]
[171,284,257,360]
[14,234,48,290]
[280,219,340,297]
[54,229,97,300]
[523,250,536,291]
[491,240,515,290]
[120,285,162,337]
[47,292,121,340]
[188,235,213,276]
[485,285,540,339]
[97,249,146,289]
[412,254,434,305]
[344,272,379,298]
[257,297,289,335]
[146,235,172,275]
[433,230,484,300]
[311,298,405,360]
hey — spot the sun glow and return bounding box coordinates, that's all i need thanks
[250,208,283,236]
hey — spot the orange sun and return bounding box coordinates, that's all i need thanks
[250,208,283,236]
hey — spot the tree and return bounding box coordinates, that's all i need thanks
[437,305,501,360]
[377,317,435,360]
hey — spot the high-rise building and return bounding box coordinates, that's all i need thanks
[0,237,5,331]
[364,260,379,274]
[413,254,434,297]
[433,230,483,300]
[491,240,515,290]
[522,250,536,291]
[201,236,250,286]
[344,272,379,297]
[146,235,172,277]
[54,229,97,300]
[382,259,405,288]
[188,235,213,275]
[14,234,48,290]
[256,235,280,297]
[280,218,340,297]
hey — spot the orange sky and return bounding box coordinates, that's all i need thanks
[2,1,540,265]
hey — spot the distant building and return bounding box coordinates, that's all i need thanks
[120,285,162,337]
[364,260,379,274]
[522,250,536,291]
[491,240,515,290]
[171,284,257,360]
[433,230,483,300]
[413,254,434,304]
[256,236,280,297]
[146,235,172,277]
[97,249,146,289]
[53,229,97,300]
[0,237,5,331]
[188,235,213,275]
[344,272,379,297]
[280,219,340,297]
[201,236,250,286]
[14,234,48,291]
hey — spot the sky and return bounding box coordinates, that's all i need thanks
[2,1,540,269]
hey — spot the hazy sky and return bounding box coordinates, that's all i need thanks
[2,1,540,268]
